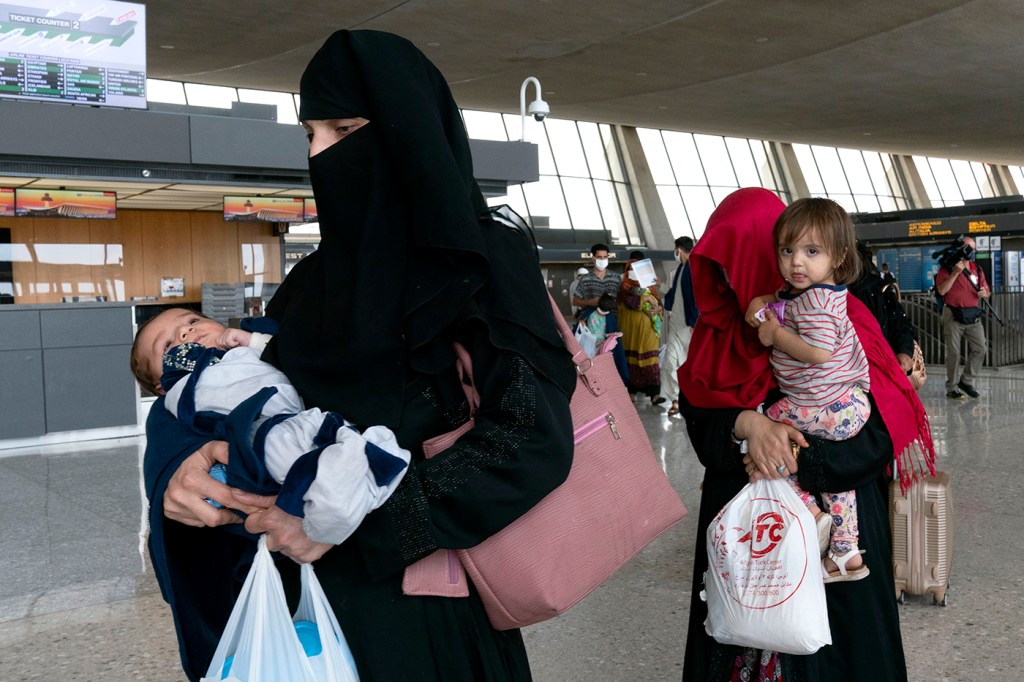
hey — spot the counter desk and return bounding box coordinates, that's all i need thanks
[0,303,139,443]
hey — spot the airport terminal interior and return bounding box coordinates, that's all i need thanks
[2,376,1023,681]
[4,2,1024,680]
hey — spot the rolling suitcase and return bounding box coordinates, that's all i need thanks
[889,471,953,605]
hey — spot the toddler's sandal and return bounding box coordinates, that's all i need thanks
[823,548,870,583]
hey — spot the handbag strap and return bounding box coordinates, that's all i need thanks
[451,342,482,417]
[545,292,607,397]
[451,292,608,414]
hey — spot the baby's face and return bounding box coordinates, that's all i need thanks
[137,309,227,385]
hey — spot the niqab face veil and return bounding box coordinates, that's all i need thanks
[265,30,572,428]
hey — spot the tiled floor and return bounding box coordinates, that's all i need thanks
[1,368,1020,681]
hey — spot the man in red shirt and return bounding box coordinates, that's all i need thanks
[934,236,989,399]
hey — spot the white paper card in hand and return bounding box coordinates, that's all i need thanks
[629,258,657,288]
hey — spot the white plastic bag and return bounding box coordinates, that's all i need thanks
[294,561,359,681]
[703,479,831,655]
[574,322,599,358]
[202,536,359,682]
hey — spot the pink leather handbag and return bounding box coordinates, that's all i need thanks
[402,294,688,630]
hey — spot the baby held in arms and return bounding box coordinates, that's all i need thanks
[130,308,411,544]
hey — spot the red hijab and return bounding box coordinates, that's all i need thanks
[678,188,785,409]
[678,188,934,490]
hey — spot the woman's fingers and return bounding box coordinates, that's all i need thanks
[244,505,333,564]
[229,490,278,515]
[163,442,241,526]
[743,414,806,479]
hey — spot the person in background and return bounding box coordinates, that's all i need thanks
[880,262,897,285]
[143,30,575,682]
[935,235,989,400]
[848,242,918,374]
[618,252,665,404]
[678,187,932,681]
[573,243,622,309]
[569,266,589,316]
[660,236,696,416]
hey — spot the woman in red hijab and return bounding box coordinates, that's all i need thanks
[678,188,930,681]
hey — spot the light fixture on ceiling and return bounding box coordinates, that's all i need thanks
[519,76,549,141]
[755,37,769,43]
[159,44,175,49]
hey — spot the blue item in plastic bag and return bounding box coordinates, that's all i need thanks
[222,620,322,679]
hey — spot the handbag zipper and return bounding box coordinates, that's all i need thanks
[574,411,621,443]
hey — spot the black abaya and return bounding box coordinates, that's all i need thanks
[146,319,572,681]
[680,391,908,682]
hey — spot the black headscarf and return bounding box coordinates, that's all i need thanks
[264,30,573,428]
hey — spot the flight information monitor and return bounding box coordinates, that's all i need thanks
[15,187,116,218]
[0,1,146,109]
[0,188,14,217]
[224,196,305,223]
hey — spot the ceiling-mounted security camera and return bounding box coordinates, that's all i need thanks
[520,76,550,140]
[528,99,550,122]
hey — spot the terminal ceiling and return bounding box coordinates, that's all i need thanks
[143,0,1024,167]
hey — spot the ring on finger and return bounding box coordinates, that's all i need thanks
[775,464,787,475]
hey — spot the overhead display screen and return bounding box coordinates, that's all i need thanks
[224,196,305,223]
[0,187,13,217]
[303,197,317,222]
[15,187,116,218]
[0,1,146,109]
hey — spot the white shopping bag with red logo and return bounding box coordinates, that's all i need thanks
[703,478,831,655]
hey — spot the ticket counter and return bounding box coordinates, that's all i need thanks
[0,303,137,441]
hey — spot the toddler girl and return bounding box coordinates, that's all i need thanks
[746,198,871,583]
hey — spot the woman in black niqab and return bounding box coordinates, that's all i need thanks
[146,29,576,682]
[263,29,574,428]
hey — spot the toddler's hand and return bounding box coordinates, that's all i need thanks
[757,310,781,346]
[744,296,766,327]
[218,328,252,349]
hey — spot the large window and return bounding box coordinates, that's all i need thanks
[637,129,789,239]
[912,156,1000,207]
[792,145,910,214]
[1005,165,1024,195]
[462,111,641,245]
[148,78,299,124]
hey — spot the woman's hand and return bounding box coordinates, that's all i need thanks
[756,311,781,347]
[735,410,807,482]
[163,441,274,527]
[239,494,333,565]
[895,352,914,373]
[164,441,241,527]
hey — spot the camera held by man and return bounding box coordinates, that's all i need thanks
[932,235,977,277]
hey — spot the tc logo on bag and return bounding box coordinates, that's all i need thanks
[739,511,785,558]
[703,480,830,655]
[710,496,808,608]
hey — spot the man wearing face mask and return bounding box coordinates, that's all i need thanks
[573,243,622,310]
[660,236,697,415]
[934,235,989,399]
